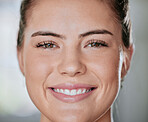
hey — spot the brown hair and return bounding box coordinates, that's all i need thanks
[17,0,35,48]
[17,0,132,49]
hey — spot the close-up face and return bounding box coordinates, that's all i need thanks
[18,0,132,121]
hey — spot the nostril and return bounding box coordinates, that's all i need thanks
[61,71,81,77]
[75,71,81,75]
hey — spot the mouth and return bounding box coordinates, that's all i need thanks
[51,87,95,96]
[48,83,97,103]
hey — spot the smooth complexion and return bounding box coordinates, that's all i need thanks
[18,0,133,121]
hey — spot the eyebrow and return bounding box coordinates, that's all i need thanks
[31,29,113,39]
[31,31,66,39]
[79,29,113,38]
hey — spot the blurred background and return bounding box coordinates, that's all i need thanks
[0,0,148,122]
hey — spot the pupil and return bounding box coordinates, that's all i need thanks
[50,44,53,48]
[91,42,99,47]
[45,43,53,48]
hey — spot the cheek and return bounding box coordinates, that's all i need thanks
[23,47,57,106]
[86,49,120,83]
[85,48,121,108]
[23,45,59,83]
[25,56,53,82]
[99,54,119,82]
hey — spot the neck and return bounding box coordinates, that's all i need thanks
[40,108,113,122]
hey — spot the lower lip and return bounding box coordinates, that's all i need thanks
[48,88,95,103]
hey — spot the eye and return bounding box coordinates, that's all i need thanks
[36,41,59,49]
[85,39,108,48]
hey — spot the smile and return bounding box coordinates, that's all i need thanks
[48,83,97,103]
[52,88,93,96]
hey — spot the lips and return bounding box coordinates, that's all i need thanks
[48,83,97,103]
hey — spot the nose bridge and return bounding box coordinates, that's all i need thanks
[58,47,86,77]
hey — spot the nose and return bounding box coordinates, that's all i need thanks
[57,50,86,77]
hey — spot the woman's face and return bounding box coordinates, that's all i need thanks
[18,0,127,121]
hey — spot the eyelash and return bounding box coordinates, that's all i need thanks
[85,39,108,48]
[36,41,59,49]
[36,39,108,49]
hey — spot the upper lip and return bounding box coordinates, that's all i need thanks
[49,83,97,90]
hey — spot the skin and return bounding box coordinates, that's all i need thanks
[17,0,133,121]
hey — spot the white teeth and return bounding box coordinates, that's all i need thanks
[86,89,90,93]
[53,88,92,96]
[82,89,86,93]
[53,89,56,92]
[64,89,70,95]
[57,89,60,92]
[60,89,64,93]
[77,89,82,94]
[71,89,77,95]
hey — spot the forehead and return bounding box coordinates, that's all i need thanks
[25,0,121,39]
[32,0,113,19]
